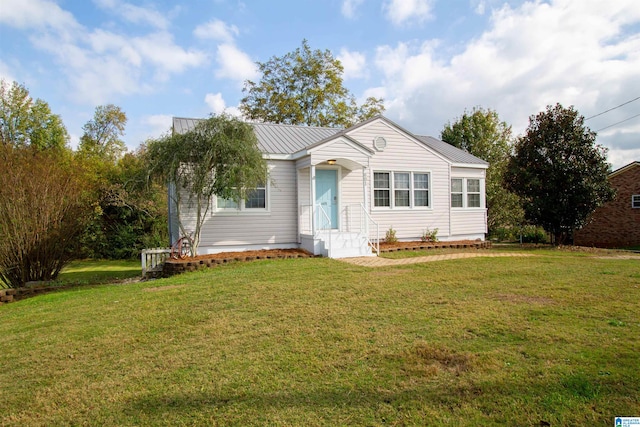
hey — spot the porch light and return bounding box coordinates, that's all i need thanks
[327,159,337,165]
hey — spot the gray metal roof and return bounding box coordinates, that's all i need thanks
[172,117,339,155]
[172,116,487,166]
[416,135,488,165]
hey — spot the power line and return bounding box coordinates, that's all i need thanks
[585,96,640,120]
[595,113,640,132]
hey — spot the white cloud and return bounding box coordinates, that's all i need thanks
[205,93,226,114]
[473,0,486,15]
[142,114,173,137]
[337,48,367,80]
[204,92,242,117]
[194,19,239,42]
[0,0,82,40]
[374,0,640,169]
[93,0,169,29]
[3,0,207,105]
[0,61,16,83]
[131,32,207,76]
[215,43,258,84]
[341,0,364,19]
[383,0,433,26]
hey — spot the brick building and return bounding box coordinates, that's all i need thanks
[574,161,640,248]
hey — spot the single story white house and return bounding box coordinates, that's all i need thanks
[170,115,488,258]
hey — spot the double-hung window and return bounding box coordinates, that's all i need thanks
[373,171,430,208]
[374,172,391,207]
[633,195,640,208]
[467,179,481,207]
[244,182,266,209]
[394,173,410,207]
[451,179,463,207]
[451,178,483,208]
[413,173,429,207]
[216,181,268,212]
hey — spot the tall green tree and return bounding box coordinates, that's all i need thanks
[0,79,69,150]
[240,39,384,128]
[504,103,614,245]
[441,107,524,234]
[146,114,268,255]
[78,104,127,162]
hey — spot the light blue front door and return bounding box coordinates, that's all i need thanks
[316,169,338,229]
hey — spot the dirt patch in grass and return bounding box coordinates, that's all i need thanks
[406,342,477,376]
[492,293,556,305]
[142,285,187,292]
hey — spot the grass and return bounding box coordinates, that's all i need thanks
[53,259,140,286]
[1,259,140,289]
[1,249,638,426]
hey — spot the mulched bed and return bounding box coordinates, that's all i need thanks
[173,248,314,263]
[379,240,490,252]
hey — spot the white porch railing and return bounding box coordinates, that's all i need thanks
[299,203,379,256]
[141,248,171,277]
[344,203,380,256]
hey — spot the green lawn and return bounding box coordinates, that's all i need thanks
[54,259,141,285]
[1,249,638,426]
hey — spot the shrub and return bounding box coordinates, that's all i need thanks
[421,227,439,242]
[519,225,548,244]
[0,146,95,288]
[490,227,516,242]
[384,227,398,243]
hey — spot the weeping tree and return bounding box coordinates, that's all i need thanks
[145,114,267,256]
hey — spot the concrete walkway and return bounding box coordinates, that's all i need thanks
[340,252,534,267]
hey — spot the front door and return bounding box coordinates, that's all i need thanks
[316,169,338,229]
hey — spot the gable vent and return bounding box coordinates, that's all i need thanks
[373,136,387,151]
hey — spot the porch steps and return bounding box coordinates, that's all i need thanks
[317,231,373,258]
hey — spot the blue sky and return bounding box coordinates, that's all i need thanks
[1,0,639,169]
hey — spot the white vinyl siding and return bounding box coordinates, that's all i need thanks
[349,120,451,239]
[179,160,297,248]
[309,137,370,168]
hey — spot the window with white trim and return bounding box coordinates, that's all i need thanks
[373,171,430,208]
[451,178,463,208]
[244,183,266,209]
[216,181,268,212]
[633,195,640,208]
[451,178,483,208]
[394,172,410,207]
[467,179,481,207]
[374,172,390,207]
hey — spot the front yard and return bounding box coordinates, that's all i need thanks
[0,248,638,425]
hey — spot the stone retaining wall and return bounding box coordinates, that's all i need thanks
[380,241,492,252]
[0,288,17,304]
[163,251,315,277]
